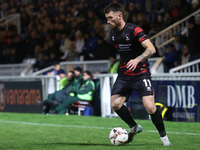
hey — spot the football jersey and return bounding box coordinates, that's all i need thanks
[110,23,150,77]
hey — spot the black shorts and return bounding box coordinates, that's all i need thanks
[111,74,154,100]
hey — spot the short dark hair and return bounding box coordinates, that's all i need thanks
[104,3,124,15]
[74,66,83,73]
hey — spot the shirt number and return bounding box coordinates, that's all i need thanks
[143,79,151,87]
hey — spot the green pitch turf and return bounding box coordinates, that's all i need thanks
[0,112,199,150]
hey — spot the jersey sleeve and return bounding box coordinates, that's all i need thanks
[132,26,148,43]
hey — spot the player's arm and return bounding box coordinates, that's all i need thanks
[137,39,156,61]
[127,39,156,71]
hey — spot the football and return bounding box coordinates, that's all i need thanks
[109,127,128,146]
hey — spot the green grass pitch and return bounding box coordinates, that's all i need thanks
[0,112,200,150]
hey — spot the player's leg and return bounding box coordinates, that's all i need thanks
[111,94,142,143]
[111,94,136,128]
[142,95,171,146]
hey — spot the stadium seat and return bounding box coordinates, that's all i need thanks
[70,101,92,116]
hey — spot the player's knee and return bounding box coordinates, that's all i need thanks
[110,101,120,110]
[145,105,156,114]
[111,95,125,110]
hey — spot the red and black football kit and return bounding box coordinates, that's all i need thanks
[111,23,154,98]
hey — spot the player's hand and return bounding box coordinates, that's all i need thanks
[126,58,140,71]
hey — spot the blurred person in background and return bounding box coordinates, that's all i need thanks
[187,16,200,62]
[180,44,190,65]
[74,30,85,58]
[126,2,139,22]
[108,54,120,74]
[92,37,112,60]
[55,70,95,114]
[195,14,200,26]
[163,43,180,72]
[57,69,68,90]
[191,0,200,12]
[82,30,98,60]
[37,70,75,114]
[47,61,61,76]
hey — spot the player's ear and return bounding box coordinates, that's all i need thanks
[119,13,122,20]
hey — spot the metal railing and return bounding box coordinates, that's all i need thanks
[20,64,33,76]
[0,57,162,77]
[150,57,164,74]
[33,60,111,76]
[0,63,32,76]
[33,58,163,76]
[150,9,200,50]
[169,59,200,73]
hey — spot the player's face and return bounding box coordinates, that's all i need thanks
[105,11,121,29]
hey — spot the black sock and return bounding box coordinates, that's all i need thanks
[150,109,166,137]
[115,105,137,128]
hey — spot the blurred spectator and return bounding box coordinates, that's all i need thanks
[195,14,200,26]
[49,51,59,64]
[163,11,173,28]
[76,14,88,34]
[87,9,100,32]
[37,69,75,114]
[47,61,61,76]
[34,51,49,71]
[70,66,83,92]
[12,35,24,62]
[57,69,75,91]
[68,18,79,41]
[34,44,43,59]
[74,30,85,57]
[64,42,79,61]
[58,66,83,97]
[174,32,188,52]
[181,44,190,65]
[156,1,166,16]
[57,69,68,90]
[47,38,61,61]
[94,19,105,39]
[163,43,180,72]
[108,54,120,74]
[24,29,39,58]
[130,14,138,24]
[93,38,111,60]
[77,2,89,17]
[127,2,139,22]
[82,30,98,60]
[177,0,191,20]
[60,33,71,57]
[137,13,150,35]
[153,14,166,32]
[191,0,200,12]
[55,70,95,114]
[168,0,181,22]
[8,47,19,63]
[60,35,74,60]
[187,16,200,62]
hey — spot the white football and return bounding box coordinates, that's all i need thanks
[109,127,128,146]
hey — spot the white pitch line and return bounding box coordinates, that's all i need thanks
[0,120,200,136]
